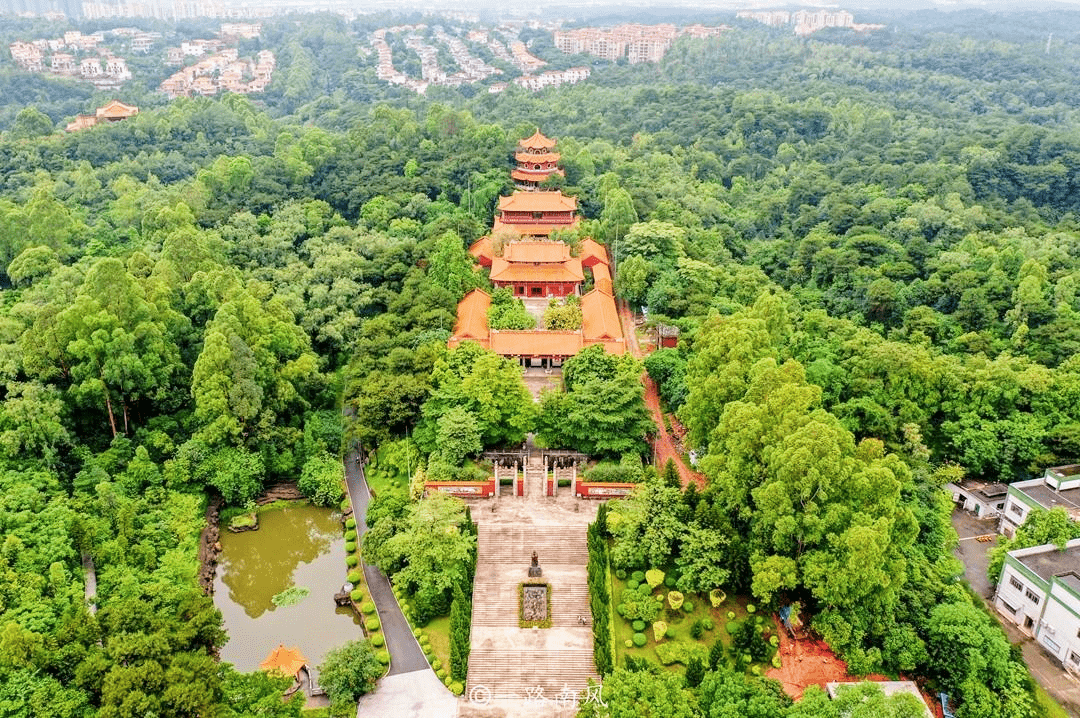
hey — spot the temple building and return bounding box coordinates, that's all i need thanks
[511,129,565,190]
[65,99,139,132]
[448,129,625,366]
[493,191,579,238]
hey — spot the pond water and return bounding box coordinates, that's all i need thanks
[214,504,362,673]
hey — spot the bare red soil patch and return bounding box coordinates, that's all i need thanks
[617,300,705,489]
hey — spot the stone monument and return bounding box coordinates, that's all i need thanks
[529,551,543,577]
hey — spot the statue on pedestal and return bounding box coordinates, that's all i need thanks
[528,550,542,577]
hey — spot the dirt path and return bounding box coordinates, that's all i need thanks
[617,300,705,489]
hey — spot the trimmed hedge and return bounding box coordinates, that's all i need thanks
[366,617,380,632]
[344,529,357,541]
[350,588,364,602]
[360,601,376,615]
[347,571,362,584]
[587,518,613,675]
[376,650,390,665]
[632,632,647,647]
[371,634,385,647]
[345,517,356,529]
[346,554,358,568]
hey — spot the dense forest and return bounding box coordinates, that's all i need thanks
[1,7,1080,718]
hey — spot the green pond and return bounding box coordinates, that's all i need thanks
[214,504,362,673]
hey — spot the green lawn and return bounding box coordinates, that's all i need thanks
[1035,684,1071,718]
[609,568,778,676]
[423,614,451,671]
[365,445,409,498]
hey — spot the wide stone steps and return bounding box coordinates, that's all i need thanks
[476,525,589,567]
[471,582,590,627]
[467,521,596,699]
[466,648,599,698]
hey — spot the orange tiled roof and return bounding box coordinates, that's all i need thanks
[503,241,571,263]
[584,338,626,355]
[97,100,138,119]
[515,151,561,164]
[449,289,491,348]
[492,217,580,237]
[519,129,557,150]
[592,262,613,295]
[490,256,584,283]
[580,238,609,267]
[468,236,493,266]
[581,289,622,342]
[490,330,582,357]
[497,191,577,213]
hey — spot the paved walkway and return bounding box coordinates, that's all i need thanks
[355,668,458,718]
[951,510,1080,716]
[344,449,430,677]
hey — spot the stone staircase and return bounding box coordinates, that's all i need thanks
[466,647,598,698]
[468,523,599,699]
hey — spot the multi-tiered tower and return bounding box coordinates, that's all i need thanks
[511,129,565,190]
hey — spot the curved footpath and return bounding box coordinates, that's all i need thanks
[345,448,458,717]
[343,448,429,675]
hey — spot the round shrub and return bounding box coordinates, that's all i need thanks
[424,649,434,661]
[412,627,422,637]
[727,611,736,620]
[340,499,351,511]
[450,682,464,696]
[444,676,452,687]
[371,634,385,647]
[616,603,627,616]
[664,576,676,588]
[360,601,376,615]
[655,594,664,602]
[345,554,358,568]
[432,659,442,671]
[683,601,694,613]
[615,568,627,580]
[344,529,357,541]
[350,588,364,602]
[640,584,653,597]
[665,626,676,639]
[376,650,390,665]
[690,620,704,640]
[345,540,357,553]
[751,665,761,676]
[419,635,429,646]
[625,639,633,648]
[725,621,738,634]
[632,632,648,647]
[347,570,362,584]
[747,604,756,614]
[703,618,714,631]
[345,517,356,529]
[632,620,646,632]
[631,571,646,583]
[627,578,639,590]
[772,655,782,669]
[436,669,447,680]
[366,617,380,632]
[769,635,779,647]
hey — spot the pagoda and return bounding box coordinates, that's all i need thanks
[511,129,565,190]
[448,129,625,367]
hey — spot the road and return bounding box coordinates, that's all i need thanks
[952,509,1080,716]
[343,448,429,675]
